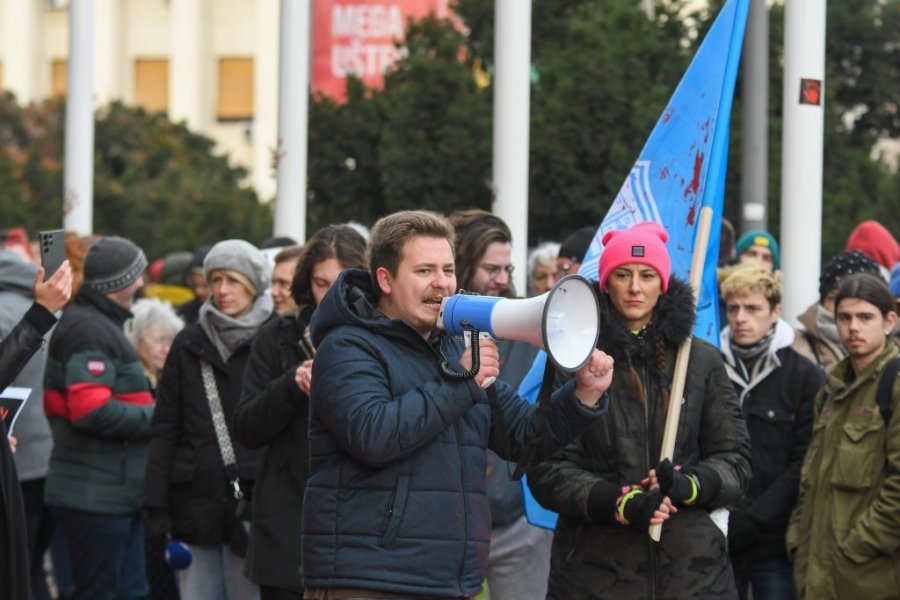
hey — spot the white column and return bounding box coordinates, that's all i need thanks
[273,0,310,242]
[4,0,42,103]
[491,0,532,296]
[94,0,124,105]
[254,0,281,204]
[63,0,95,235]
[169,0,206,130]
[780,0,826,325]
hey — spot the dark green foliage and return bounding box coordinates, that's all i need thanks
[0,98,272,259]
[726,0,899,260]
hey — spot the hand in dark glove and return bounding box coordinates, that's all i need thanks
[615,487,672,529]
[143,508,173,539]
[656,458,700,505]
[727,509,760,552]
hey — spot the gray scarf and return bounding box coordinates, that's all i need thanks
[199,294,273,362]
[814,303,846,355]
[730,324,777,383]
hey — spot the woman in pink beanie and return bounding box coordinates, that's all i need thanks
[527,221,751,599]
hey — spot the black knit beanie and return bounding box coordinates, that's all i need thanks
[82,236,148,293]
[559,226,596,263]
[819,250,880,304]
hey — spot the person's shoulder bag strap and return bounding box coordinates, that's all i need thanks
[200,360,243,500]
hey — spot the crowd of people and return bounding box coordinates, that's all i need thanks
[0,214,897,600]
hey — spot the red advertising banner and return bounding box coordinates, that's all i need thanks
[312,0,452,101]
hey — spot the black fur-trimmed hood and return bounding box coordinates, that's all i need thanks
[596,276,696,362]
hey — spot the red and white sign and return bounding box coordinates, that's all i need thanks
[312,0,453,101]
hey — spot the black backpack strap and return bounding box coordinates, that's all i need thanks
[876,357,900,426]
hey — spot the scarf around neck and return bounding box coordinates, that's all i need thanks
[730,324,777,383]
[199,294,273,362]
[815,303,846,357]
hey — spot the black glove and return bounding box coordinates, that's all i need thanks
[143,508,173,539]
[615,487,665,529]
[727,509,759,552]
[656,458,700,505]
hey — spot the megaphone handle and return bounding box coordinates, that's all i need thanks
[465,332,496,387]
[440,328,481,381]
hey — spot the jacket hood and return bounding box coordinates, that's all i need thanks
[796,302,821,335]
[0,249,38,295]
[597,275,695,362]
[310,268,393,347]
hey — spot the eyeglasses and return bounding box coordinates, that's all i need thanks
[480,263,515,280]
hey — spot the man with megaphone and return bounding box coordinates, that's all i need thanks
[300,210,614,600]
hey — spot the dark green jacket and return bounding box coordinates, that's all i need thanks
[527,278,752,599]
[43,288,153,515]
[787,341,900,599]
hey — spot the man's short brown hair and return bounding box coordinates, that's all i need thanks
[367,211,455,283]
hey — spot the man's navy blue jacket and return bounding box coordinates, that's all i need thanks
[301,269,607,598]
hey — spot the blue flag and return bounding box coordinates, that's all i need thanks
[522,0,751,530]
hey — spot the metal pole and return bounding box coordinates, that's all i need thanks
[274,0,310,242]
[780,0,826,325]
[739,0,769,233]
[492,0,532,296]
[63,0,95,235]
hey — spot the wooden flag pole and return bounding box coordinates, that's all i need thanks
[649,206,714,542]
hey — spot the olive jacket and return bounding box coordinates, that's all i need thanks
[787,341,900,599]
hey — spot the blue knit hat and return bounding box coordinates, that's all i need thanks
[736,230,780,270]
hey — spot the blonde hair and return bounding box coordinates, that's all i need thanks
[720,265,782,309]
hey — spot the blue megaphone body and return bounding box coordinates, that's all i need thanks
[437,275,600,372]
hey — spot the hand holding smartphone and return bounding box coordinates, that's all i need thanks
[39,230,66,282]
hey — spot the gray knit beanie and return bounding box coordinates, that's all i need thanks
[203,239,269,296]
[82,236,148,293]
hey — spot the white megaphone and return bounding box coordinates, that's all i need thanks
[437,275,601,372]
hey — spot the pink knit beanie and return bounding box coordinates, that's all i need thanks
[598,222,672,292]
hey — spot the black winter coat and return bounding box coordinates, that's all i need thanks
[719,323,824,566]
[232,310,312,591]
[143,322,265,549]
[527,278,752,600]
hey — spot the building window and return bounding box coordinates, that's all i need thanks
[134,59,169,114]
[51,59,67,98]
[216,57,254,121]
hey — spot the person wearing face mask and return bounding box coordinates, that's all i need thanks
[143,239,274,600]
[526,222,751,599]
[232,225,366,600]
[792,251,882,374]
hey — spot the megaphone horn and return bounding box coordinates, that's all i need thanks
[437,275,601,372]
